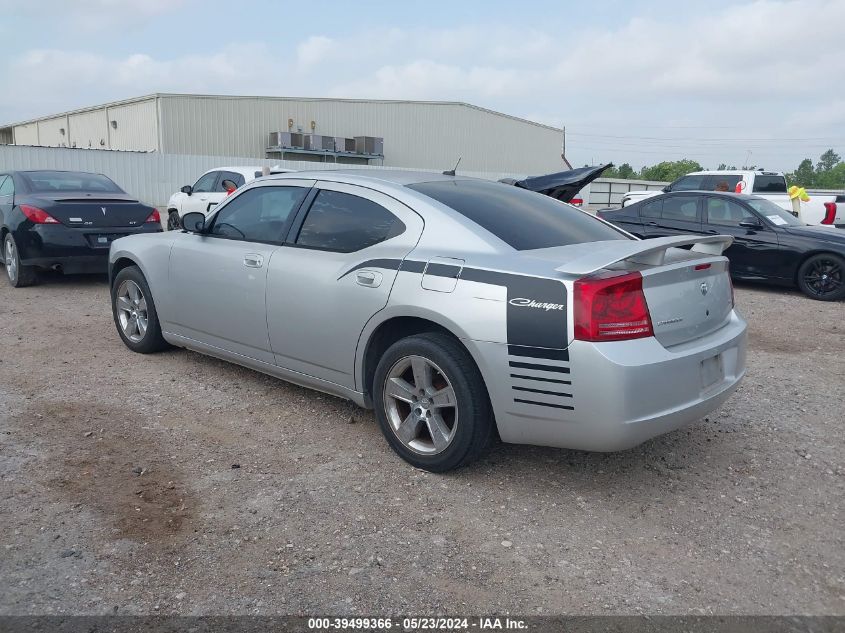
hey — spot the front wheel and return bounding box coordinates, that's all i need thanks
[111,265,170,353]
[373,333,493,472]
[796,253,845,301]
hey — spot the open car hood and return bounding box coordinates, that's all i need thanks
[501,163,612,203]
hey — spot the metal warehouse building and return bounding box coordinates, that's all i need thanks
[0,93,569,175]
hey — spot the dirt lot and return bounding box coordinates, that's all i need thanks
[0,273,842,616]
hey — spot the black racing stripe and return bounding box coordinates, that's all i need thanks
[509,361,570,374]
[459,267,517,285]
[514,398,574,410]
[512,386,572,397]
[399,259,426,273]
[337,258,401,279]
[510,373,572,385]
[508,345,569,361]
[424,262,462,279]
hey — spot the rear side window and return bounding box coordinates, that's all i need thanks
[705,175,743,192]
[661,195,701,222]
[669,174,707,191]
[752,175,787,193]
[295,190,405,253]
[0,176,13,197]
[210,185,308,242]
[640,199,662,218]
[408,179,628,250]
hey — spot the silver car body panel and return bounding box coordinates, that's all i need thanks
[110,169,747,452]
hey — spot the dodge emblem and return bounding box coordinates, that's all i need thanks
[700,282,709,296]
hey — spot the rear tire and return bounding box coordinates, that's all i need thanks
[4,233,37,288]
[111,265,170,353]
[373,332,494,472]
[167,210,181,231]
[796,253,845,301]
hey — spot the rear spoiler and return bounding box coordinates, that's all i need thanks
[501,163,612,203]
[555,235,734,276]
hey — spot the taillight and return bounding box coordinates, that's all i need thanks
[822,202,837,225]
[574,271,654,342]
[145,208,161,224]
[570,197,584,207]
[20,204,60,224]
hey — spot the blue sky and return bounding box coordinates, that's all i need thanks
[1,0,843,172]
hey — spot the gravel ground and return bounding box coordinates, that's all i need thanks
[0,273,842,616]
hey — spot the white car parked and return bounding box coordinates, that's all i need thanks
[165,166,292,230]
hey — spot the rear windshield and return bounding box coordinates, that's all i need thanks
[20,171,124,194]
[752,175,787,193]
[408,179,629,250]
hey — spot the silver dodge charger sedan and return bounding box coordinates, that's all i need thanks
[109,170,747,471]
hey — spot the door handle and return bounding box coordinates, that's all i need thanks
[356,270,382,288]
[646,221,658,226]
[705,229,719,234]
[243,254,264,268]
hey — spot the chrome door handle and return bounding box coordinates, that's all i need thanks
[244,254,264,268]
[356,270,382,287]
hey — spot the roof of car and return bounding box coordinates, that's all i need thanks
[266,169,477,187]
[659,190,767,201]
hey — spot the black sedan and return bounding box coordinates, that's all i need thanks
[597,191,845,301]
[0,170,162,287]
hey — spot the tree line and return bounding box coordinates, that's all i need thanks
[599,149,844,189]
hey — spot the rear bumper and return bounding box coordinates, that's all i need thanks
[478,311,747,452]
[16,224,161,271]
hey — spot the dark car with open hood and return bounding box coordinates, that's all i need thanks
[0,170,162,287]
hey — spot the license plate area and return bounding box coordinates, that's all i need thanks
[86,233,125,248]
[700,353,724,390]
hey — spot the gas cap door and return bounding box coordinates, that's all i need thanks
[421,257,464,293]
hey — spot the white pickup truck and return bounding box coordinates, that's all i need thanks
[621,170,843,226]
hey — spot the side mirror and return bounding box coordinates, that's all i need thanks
[738,219,763,229]
[661,185,670,193]
[180,185,193,195]
[181,212,206,233]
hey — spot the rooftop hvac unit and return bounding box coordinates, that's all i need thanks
[332,137,356,153]
[354,136,384,155]
[303,134,334,151]
[269,131,304,148]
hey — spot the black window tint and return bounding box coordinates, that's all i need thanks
[669,175,707,191]
[705,198,753,226]
[20,171,123,193]
[193,172,218,193]
[752,175,787,193]
[216,171,246,192]
[210,186,307,242]
[296,190,405,252]
[661,195,701,221]
[408,179,628,250]
[640,199,662,218]
[0,176,12,197]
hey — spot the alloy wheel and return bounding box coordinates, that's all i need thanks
[382,355,458,455]
[116,279,149,342]
[5,237,17,282]
[803,257,843,298]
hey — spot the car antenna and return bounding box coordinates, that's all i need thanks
[443,157,462,176]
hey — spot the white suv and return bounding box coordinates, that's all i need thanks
[165,166,292,230]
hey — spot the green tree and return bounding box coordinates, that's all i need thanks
[817,149,841,173]
[639,159,704,182]
[815,162,845,189]
[617,163,636,179]
[788,158,816,187]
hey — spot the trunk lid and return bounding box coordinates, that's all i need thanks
[32,194,154,228]
[548,234,734,347]
[501,163,612,203]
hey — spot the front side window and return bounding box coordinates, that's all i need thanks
[216,171,246,192]
[193,172,218,193]
[669,174,707,191]
[706,197,754,226]
[295,190,405,253]
[209,186,308,242]
[661,195,701,222]
[408,179,627,250]
[0,176,12,197]
[706,175,742,192]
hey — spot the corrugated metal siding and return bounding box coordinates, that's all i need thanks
[106,99,158,151]
[69,109,109,149]
[159,96,564,173]
[36,116,70,147]
[14,122,40,145]
[0,145,523,209]
[0,129,12,144]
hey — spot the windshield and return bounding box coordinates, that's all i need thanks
[747,198,804,226]
[20,171,124,194]
[408,179,630,250]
